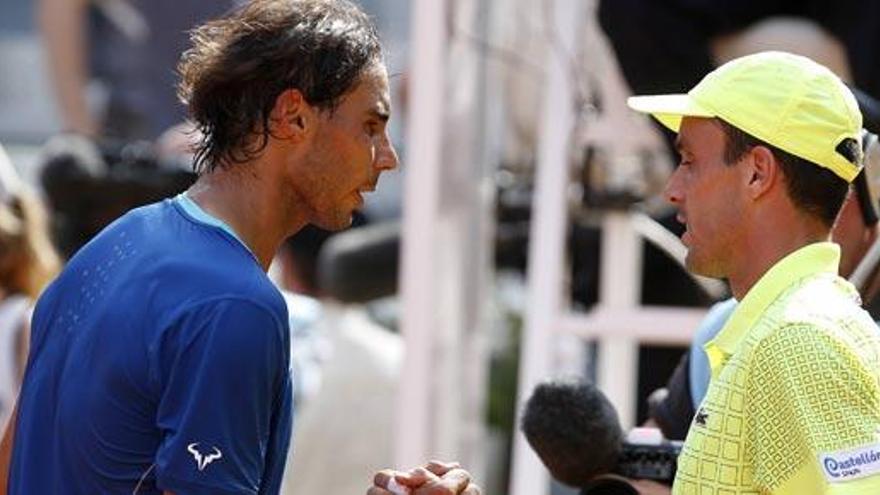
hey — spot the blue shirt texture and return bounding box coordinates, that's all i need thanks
[9,197,292,494]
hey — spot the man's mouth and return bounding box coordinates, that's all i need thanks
[676,213,691,245]
[354,184,376,206]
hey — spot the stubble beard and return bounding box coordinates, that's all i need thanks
[685,247,727,281]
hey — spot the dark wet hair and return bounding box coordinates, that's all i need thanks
[178,0,383,173]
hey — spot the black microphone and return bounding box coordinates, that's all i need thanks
[521,378,681,494]
[521,378,624,489]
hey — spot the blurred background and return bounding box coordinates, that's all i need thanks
[2,0,879,494]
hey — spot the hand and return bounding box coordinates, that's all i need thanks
[368,460,481,495]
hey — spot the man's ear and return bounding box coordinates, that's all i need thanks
[269,89,312,141]
[745,145,780,200]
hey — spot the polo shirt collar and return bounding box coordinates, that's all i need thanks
[704,242,840,375]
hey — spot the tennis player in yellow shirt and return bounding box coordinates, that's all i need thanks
[626,51,880,494]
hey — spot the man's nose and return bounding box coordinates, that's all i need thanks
[375,134,399,171]
[664,167,684,205]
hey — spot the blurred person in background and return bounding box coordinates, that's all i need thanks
[0,187,61,428]
[275,222,403,495]
[37,0,233,142]
[275,224,333,414]
[33,0,235,258]
[0,145,60,431]
[598,0,880,122]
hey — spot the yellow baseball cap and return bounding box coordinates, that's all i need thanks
[627,51,863,182]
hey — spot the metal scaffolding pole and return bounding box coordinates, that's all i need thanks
[396,0,448,469]
[509,2,582,494]
[397,0,495,476]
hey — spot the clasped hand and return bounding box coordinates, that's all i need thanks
[368,461,481,495]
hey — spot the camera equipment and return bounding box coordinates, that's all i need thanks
[39,134,195,258]
[521,379,681,494]
[613,429,682,483]
[577,433,681,495]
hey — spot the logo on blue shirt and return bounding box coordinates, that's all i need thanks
[187,443,223,471]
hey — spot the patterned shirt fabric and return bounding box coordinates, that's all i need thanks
[673,242,880,495]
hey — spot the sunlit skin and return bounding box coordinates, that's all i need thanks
[666,117,830,300]
[667,117,746,279]
[289,63,399,231]
[186,63,398,270]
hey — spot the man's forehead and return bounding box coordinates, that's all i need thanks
[357,65,391,108]
[676,117,720,150]
[370,68,392,99]
[361,70,391,118]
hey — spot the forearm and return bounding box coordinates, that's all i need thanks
[0,405,17,495]
[37,0,97,135]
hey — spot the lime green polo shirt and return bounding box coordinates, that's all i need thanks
[673,242,880,495]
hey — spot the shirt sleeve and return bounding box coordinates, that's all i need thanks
[153,297,291,495]
[746,322,880,495]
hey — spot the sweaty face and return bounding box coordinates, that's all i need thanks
[296,64,399,230]
[665,117,745,278]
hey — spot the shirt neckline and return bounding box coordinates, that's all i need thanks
[174,192,257,261]
[704,242,841,373]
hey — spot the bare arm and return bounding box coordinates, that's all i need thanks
[0,405,17,495]
[37,0,98,135]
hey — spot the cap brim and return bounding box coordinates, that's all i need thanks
[627,94,715,132]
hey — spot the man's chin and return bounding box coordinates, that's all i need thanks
[312,212,354,232]
[684,252,708,276]
[685,253,725,280]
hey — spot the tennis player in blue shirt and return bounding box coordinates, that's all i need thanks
[1,1,399,493]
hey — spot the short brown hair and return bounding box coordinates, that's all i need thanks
[717,119,850,227]
[178,0,383,173]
